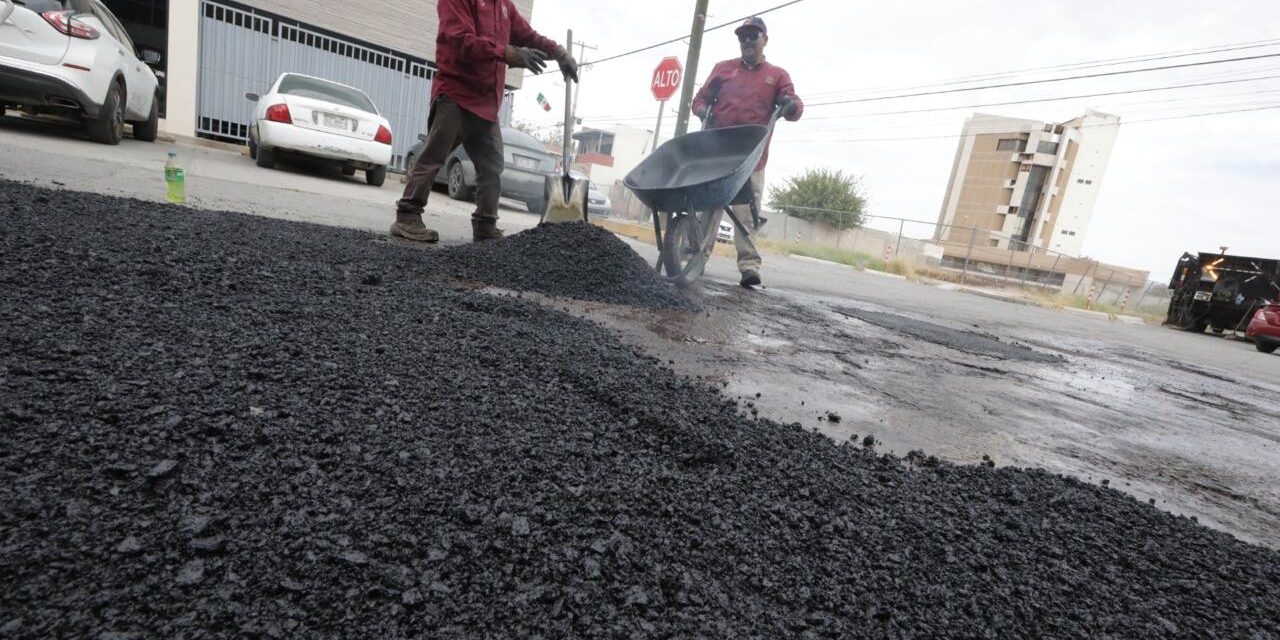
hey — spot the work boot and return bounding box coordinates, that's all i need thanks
[390,212,439,243]
[740,269,762,288]
[472,218,504,242]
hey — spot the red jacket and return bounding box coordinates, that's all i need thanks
[434,0,563,123]
[692,58,803,170]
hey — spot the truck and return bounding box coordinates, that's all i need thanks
[1165,251,1280,333]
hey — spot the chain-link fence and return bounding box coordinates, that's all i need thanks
[604,186,1171,317]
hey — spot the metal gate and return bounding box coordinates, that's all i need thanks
[196,0,433,171]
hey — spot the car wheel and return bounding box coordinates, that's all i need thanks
[256,144,276,169]
[525,198,546,213]
[248,128,258,160]
[1257,340,1279,354]
[366,165,387,187]
[447,161,469,200]
[131,94,159,142]
[342,166,356,177]
[87,83,125,145]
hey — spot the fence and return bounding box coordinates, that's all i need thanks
[603,186,1171,316]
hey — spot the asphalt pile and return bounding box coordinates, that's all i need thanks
[437,222,697,310]
[2,180,1279,638]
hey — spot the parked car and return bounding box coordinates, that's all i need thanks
[587,183,611,217]
[246,72,392,186]
[0,0,160,144]
[717,219,735,244]
[1246,303,1280,353]
[408,126,556,212]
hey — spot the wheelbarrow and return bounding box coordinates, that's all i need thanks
[623,107,783,284]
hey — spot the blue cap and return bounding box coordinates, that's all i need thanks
[735,16,767,36]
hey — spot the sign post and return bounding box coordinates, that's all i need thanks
[650,57,683,153]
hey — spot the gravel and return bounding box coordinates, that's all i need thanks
[438,222,697,310]
[2,181,1279,639]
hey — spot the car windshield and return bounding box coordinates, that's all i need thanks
[277,75,376,113]
[502,128,544,152]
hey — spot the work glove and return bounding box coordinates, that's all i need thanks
[558,54,580,83]
[505,46,548,74]
[777,95,798,118]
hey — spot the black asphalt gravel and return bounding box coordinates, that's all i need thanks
[439,222,697,310]
[2,181,1279,639]
[836,307,1063,363]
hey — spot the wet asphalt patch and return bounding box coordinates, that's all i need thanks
[1,181,1278,638]
[834,307,1063,363]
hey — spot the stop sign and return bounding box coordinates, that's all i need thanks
[651,56,683,102]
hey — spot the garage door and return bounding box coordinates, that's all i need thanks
[197,0,433,171]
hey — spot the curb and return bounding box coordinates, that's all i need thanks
[789,255,909,280]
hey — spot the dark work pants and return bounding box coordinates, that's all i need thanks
[397,96,505,221]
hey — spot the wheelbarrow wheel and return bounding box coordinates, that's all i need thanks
[662,212,710,285]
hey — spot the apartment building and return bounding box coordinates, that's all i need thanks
[935,110,1120,257]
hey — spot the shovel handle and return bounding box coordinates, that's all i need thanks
[561,29,574,179]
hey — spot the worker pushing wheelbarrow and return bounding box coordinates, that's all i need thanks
[624,16,803,287]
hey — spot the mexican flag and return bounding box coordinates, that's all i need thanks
[536,93,552,112]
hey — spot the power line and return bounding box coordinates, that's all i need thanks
[584,0,810,68]
[577,72,1280,125]
[796,73,1280,122]
[806,52,1280,107]
[804,38,1280,101]
[782,104,1280,144]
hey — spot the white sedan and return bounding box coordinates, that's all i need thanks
[246,72,392,186]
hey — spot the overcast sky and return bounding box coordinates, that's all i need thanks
[515,0,1280,279]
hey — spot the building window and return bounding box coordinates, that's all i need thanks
[988,239,1001,247]
[996,138,1027,152]
[1085,180,1093,185]
[1036,141,1060,154]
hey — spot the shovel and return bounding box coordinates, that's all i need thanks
[540,29,589,225]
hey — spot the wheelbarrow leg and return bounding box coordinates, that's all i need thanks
[651,208,665,273]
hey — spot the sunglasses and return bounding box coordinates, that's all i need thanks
[737,31,762,43]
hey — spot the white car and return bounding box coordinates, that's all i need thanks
[0,0,160,144]
[246,72,393,186]
[717,219,735,244]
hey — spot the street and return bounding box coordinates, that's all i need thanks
[2,115,1278,550]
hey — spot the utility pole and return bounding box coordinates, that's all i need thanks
[569,39,596,130]
[673,0,709,137]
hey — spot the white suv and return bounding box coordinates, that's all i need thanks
[0,0,159,144]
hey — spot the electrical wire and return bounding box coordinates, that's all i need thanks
[803,38,1280,101]
[794,74,1280,122]
[780,104,1280,144]
[806,52,1280,107]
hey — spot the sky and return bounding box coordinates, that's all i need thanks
[514,0,1280,280]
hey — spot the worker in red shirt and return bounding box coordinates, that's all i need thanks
[393,0,578,243]
[691,16,802,287]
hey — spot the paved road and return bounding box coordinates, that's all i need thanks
[4,115,1278,546]
[0,112,543,243]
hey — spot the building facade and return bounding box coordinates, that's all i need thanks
[935,110,1119,257]
[103,0,533,171]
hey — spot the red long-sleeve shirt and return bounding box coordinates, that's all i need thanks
[433,0,564,122]
[692,58,803,170]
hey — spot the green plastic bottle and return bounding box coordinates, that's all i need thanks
[164,151,185,204]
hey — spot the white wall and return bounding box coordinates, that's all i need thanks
[159,0,200,137]
[1049,110,1120,256]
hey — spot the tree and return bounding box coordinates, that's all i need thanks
[512,119,563,152]
[767,168,868,230]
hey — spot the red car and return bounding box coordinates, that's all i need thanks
[1246,303,1280,353]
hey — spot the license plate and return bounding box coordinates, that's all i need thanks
[322,113,351,130]
[1194,291,1212,301]
[514,155,539,170]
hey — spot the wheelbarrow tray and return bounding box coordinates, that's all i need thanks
[624,122,769,214]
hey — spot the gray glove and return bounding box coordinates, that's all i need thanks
[777,95,798,118]
[505,46,548,74]
[558,55,579,83]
